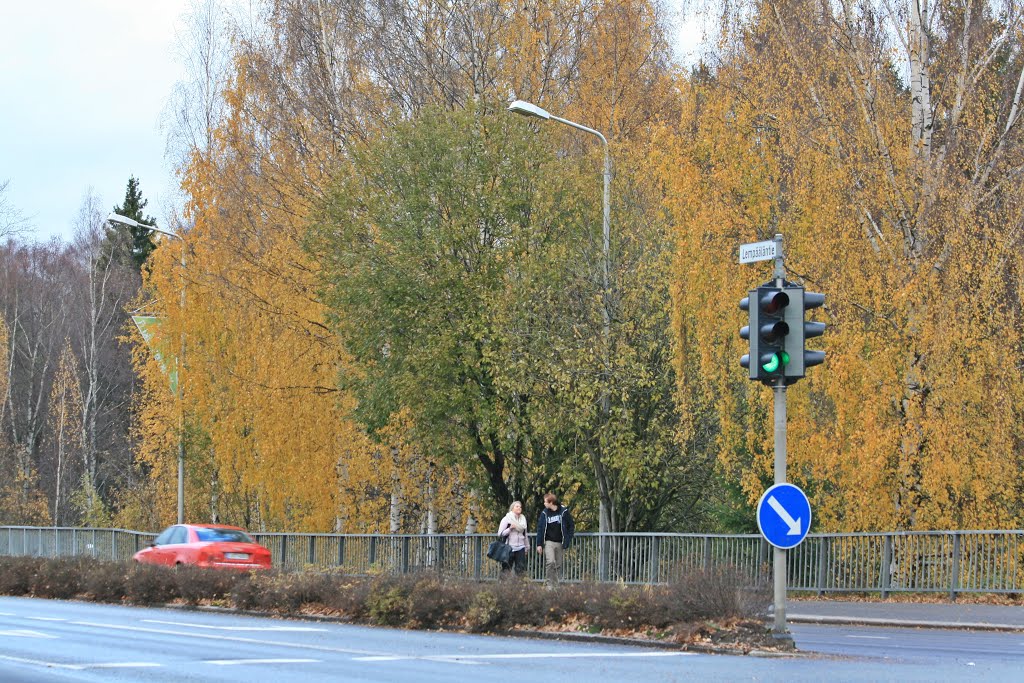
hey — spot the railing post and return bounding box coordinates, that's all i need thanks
[881,534,892,598]
[368,536,377,566]
[337,536,346,568]
[401,536,410,574]
[308,535,317,567]
[112,530,118,561]
[280,535,289,569]
[135,533,140,554]
[759,538,770,581]
[473,536,482,580]
[437,536,445,575]
[950,532,961,601]
[816,536,829,596]
[72,528,77,556]
[599,534,610,582]
[91,529,97,558]
[650,536,661,583]
[703,536,712,572]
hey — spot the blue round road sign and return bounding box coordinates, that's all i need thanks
[756,483,811,549]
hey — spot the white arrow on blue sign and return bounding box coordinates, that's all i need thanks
[756,483,812,549]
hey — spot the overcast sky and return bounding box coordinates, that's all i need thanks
[1,1,189,241]
[1,1,708,243]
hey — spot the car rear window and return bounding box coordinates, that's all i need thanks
[195,528,253,543]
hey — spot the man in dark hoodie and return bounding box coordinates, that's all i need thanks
[535,492,575,586]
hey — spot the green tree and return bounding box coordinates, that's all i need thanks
[312,103,713,530]
[108,176,158,268]
[311,104,586,518]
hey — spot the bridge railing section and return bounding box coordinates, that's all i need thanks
[2,526,1021,595]
[0,526,156,564]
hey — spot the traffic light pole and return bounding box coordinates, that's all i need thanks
[740,233,821,639]
[771,233,788,635]
[773,377,787,632]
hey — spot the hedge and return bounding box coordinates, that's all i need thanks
[0,556,767,636]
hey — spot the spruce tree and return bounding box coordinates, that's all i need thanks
[109,176,158,268]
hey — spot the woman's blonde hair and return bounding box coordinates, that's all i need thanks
[508,501,523,514]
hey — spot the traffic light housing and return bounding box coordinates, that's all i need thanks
[783,288,826,380]
[741,281,825,384]
[740,284,791,382]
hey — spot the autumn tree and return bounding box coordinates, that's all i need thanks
[658,0,1024,530]
[136,0,713,533]
[0,241,70,525]
[69,191,139,524]
[43,341,83,525]
[0,314,48,524]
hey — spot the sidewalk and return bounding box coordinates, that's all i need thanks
[787,599,1024,631]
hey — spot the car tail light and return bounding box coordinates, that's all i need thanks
[201,550,223,563]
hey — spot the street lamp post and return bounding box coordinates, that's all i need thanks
[507,102,611,319]
[508,100,614,566]
[106,212,187,524]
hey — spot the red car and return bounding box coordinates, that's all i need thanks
[133,524,272,570]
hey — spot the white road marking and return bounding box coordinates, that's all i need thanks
[143,619,326,632]
[0,612,16,616]
[0,655,65,671]
[846,635,889,640]
[354,655,480,665]
[205,658,321,666]
[0,629,58,639]
[72,662,162,670]
[57,620,694,669]
[26,616,66,622]
[69,620,388,656]
[0,654,159,670]
[355,652,694,662]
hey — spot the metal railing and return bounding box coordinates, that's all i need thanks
[2,526,1022,596]
[0,527,156,564]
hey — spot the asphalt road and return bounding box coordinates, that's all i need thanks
[1,596,1022,682]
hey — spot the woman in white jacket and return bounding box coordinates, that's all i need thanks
[498,501,528,576]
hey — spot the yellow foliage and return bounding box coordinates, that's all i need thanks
[655,2,1024,531]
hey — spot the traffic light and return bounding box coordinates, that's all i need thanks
[740,284,791,381]
[782,287,826,381]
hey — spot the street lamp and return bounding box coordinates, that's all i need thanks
[507,101,611,295]
[106,212,187,525]
[508,100,614,543]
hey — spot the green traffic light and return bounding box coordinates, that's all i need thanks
[761,351,791,374]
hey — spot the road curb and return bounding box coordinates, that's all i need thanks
[161,603,802,656]
[788,613,1024,632]
[163,603,356,624]
[508,629,805,657]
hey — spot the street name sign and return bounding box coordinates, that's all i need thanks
[739,240,778,264]
[756,483,811,549]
